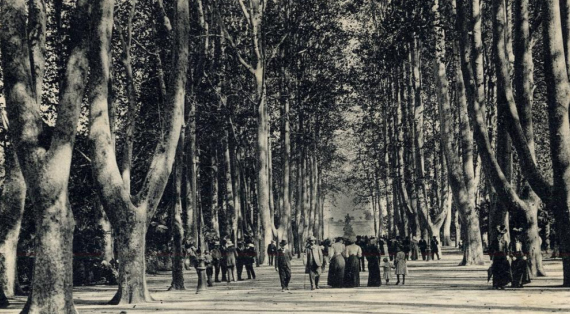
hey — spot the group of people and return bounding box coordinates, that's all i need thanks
[489,225,532,289]
[302,234,439,290]
[325,235,411,289]
[186,228,534,292]
[386,235,441,261]
[185,237,258,287]
[186,233,443,291]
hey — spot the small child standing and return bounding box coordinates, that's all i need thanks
[381,257,394,285]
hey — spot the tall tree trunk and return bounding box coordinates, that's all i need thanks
[0,148,26,301]
[437,0,484,265]
[311,155,319,237]
[230,140,241,242]
[185,95,199,245]
[443,202,453,246]
[224,130,235,240]
[99,204,114,262]
[170,134,185,290]
[513,0,546,277]
[1,0,91,311]
[211,151,220,236]
[542,0,570,286]
[279,81,292,245]
[88,0,189,303]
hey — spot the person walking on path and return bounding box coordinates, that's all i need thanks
[327,237,346,288]
[276,240,293,291]
[223,240,238,283]
[245,243,257,279]
[344,235,362,288]
[431,236,440,260]
[410,236,420,261]
[236,241,246,280]
[395,247,408,285]
[357,236,366,271]
[211,241,223,282]
[366,237,382,287]
[381,257,394,285]
[419,237,428,260]
[489,225,512,289]
[203,250,214,287]
[304,236,324,290]
[267,240,277,266]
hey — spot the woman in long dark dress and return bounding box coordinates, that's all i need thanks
[490,225,512,289]
[366,238,382,287]
[343,236,362,288]
[327,238,346,287]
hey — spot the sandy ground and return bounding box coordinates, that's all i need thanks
[3,247,570,314]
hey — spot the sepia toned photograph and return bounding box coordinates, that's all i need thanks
[0,0,569,313]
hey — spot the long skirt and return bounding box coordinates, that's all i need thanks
[367,257,381,287]
[492,257,512,288]
[511,258,531,287]
[344,255,360,288]
[327,254,346,288]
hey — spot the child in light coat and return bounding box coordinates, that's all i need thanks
[381,257,394,285]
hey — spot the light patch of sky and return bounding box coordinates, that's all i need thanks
[324,104,374,229]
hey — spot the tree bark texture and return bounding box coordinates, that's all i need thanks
[1,0,91,312]
[87,0,189,303]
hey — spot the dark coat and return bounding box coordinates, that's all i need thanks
[430,239,439,253]
[245,246,256,264]
[267,243,277,256]
[276,248,293,270]
[419,239,427,251]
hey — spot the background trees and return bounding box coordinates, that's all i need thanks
[2,0,570,310]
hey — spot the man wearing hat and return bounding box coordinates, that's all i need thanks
[236,241,246,281]
[211,241,223,282]
[267,240,277,266]
[276,239,293,291]
[304,235,324,290]
[223,240,238,282]
[245,243,257,279]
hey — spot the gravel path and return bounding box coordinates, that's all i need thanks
[4,248,570,313]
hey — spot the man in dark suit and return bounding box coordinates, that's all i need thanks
[236,241,246,280]
[276,240,293,291]
[245,243,257,279]
[431,236,440,260]
[267,240,277,266]
[304,236,323,290]
[211,241,223,282]
[419,237,428,260]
